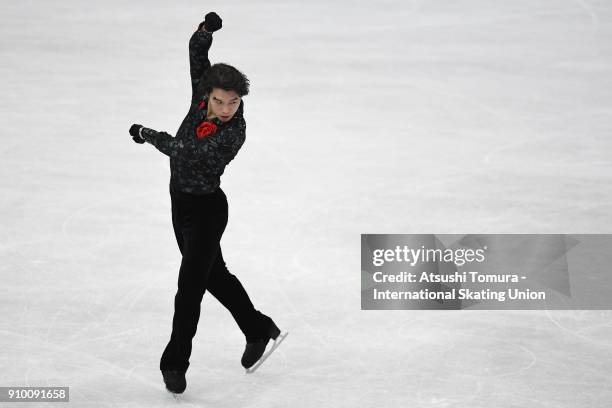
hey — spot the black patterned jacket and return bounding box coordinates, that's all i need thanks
[140,28,246,195]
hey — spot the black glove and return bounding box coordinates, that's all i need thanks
[129,123,145,144]
[199,12,222,32]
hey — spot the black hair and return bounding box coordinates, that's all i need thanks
[199,63,250,97]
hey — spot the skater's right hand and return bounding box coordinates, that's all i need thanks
[129,123,146,144]
[198,12,222,33]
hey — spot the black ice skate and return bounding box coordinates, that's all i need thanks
[162,369,186,394]
[242,320,288,372]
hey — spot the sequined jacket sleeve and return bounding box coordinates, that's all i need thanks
[189,28,213,104]
[140,121,246,173]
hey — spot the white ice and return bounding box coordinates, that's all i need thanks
[1,0,612,406]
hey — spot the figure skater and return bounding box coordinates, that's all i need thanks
[129,11,282,394]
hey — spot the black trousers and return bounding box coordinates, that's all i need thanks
[160,184,268,373]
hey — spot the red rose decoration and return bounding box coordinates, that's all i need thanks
[198,100,207,110]
[196,121,218,139]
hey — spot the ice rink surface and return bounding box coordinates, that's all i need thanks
[1,0,612,406]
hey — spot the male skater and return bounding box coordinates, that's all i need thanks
[129,12,283,394]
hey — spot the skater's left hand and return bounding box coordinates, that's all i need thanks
[129,123,146,144]
[198,12,222,33]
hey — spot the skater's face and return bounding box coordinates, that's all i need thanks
[208,88,241,123]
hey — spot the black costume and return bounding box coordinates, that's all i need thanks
[140,29,246,194]
[137,27,277,374]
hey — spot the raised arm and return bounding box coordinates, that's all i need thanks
[189,28,213,104]
[189,12,222,104]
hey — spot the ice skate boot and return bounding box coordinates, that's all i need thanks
[241,319,283,369]
[162,369,186,394]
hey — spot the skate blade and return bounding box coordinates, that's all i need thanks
[167,390,181,401]
[245,331,289,374]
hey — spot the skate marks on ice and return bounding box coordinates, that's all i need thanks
[544,309,612,348]
[245,332,289,374]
